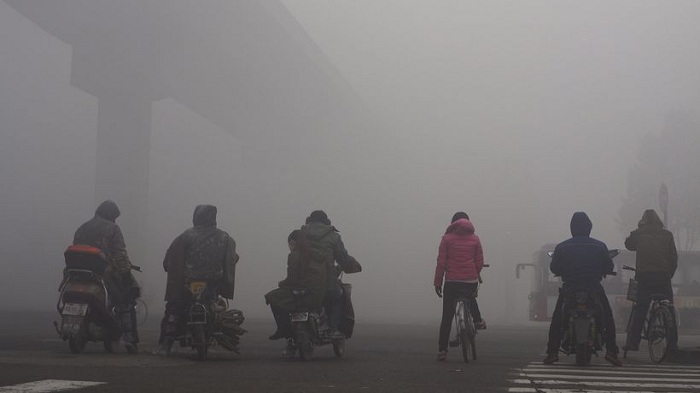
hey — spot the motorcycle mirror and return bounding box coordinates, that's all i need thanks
[608,249,620,258]
[547,251,554,258]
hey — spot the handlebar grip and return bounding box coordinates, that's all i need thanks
[131,265,142,272]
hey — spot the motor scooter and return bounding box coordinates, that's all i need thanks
[287,284,353,361]
[168,281,246,361]
[548,249,619,366]
[54,245,139,353]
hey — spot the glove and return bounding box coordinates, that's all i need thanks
[435,285,442,298]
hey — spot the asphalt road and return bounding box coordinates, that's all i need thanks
[3,311,700,392]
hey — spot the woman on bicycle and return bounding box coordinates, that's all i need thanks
[434,212,485,361]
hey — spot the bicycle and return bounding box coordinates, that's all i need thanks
[449,264,488,363]
[622,265,676,363]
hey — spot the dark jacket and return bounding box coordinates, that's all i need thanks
[163,205,239,301]
[73,200,133,274]
[265,248,327,311]
[625,209,678,282]
[551,212,614,289]
[302,222,354,292]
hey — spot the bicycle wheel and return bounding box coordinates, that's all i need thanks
[467,310,477,361]
[648,306,672,363]
[134,299,148,327]
[458,302,473,363]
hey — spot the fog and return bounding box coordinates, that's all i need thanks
[2,1,700,326]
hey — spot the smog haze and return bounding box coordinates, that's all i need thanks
[1,0,700,325]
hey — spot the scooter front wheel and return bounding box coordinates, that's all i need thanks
[332,338,345,358]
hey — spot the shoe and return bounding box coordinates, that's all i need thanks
[156,338,173,356]
[329,330,345,340]
[282,340,296,358]
[542,352,558,365]
[448,338,460,347]
[605,351,623,367]
[268,331,286,340]
[475,320,486,330]
[124,341,138,354]
[436,350,447,361]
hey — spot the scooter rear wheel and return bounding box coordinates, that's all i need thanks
[103,338,114,353]
[297,332,314,361]
[194,326,207,361]
[68,322,87,354]
[575,343,592,366]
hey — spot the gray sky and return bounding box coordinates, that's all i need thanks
[2,1,700,325]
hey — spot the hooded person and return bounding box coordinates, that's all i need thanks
[301,210,358,339]
[433,212,486,361]
[264,230,328,346]
[158,205,239,354]
[73,200,141,352]
[623,209,678,352]
[543,212,621,366]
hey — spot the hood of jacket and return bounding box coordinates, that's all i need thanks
[95,200,120,222]
[445,218,475,235]
[638,209,664,228]
[193,205,217,227]
[303,222,335,240]
[570,212,592,237]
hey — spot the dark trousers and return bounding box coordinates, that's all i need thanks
[159,300,186,346]
[438,282,482,352]
[546,288,619,354]
[270,305,292,337]
[626,280,678,350]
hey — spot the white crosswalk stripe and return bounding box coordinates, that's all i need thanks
[0,379,105,392]
[507,362,700,392]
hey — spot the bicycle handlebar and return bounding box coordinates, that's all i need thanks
[622,265,636,271]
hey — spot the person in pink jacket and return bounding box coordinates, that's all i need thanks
[434,212,486,361]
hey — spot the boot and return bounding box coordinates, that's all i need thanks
[269,306,291,340]
[119,306,139,353]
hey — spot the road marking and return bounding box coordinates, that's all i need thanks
[510,378,700,389]
[508,388,690,393]
[0,379,105,392]
[508,362,700,392]
[526,363,700,373]
[516,372,700,383]
[520,368,700,377]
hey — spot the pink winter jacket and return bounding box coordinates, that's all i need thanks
[434,218,484,287]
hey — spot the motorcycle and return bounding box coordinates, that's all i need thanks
[54,245,140,354]
[169,280,246,361]
[286,283,353,361]
[548,249,619,366]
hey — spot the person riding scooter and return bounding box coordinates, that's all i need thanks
[158,205,239,354]
[543,212,622,366]
[265,230,327,353]
[72,200,141,353]
[302,211,359,339]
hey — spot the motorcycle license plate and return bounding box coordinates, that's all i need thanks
[189,281,207,295]
[63,303,88,316]
[291,312,309,322]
